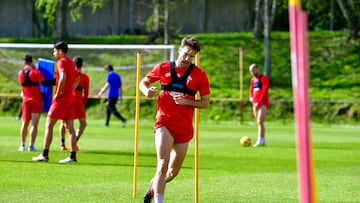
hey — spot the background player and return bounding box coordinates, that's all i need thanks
[59,56,89,151]
[18,54,45,152]
[32,41,79,163]
[98,64,126,127]
[249,63,270,147]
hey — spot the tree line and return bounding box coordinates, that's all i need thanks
[34,0,359,81]
[34,0,360,40]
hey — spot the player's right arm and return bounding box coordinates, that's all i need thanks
[139,77,157,98]
[98,82,109,96]
[54,71,66,98]
[249,78,254,102]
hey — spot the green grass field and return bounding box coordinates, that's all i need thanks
[0,116,359,203]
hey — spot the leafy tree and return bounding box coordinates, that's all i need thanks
[302,0,359,40]
[145,0,186,44]
[35,0,104,39]
[335,0,360,40]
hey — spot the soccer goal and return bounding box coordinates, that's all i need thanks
[0,43,176,96]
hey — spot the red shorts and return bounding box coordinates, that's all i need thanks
[48,96,75,120]
[155,120,194,144]
[22,99,42,122]
[74,102,86,119]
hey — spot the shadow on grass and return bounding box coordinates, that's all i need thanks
[0,157,158,168]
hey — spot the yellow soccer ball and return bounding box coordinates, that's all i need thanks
[240,136,251,147]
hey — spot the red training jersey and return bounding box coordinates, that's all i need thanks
[18,65,45,102]
[146,61,211,127]
[74,71,90,105]
[54,57,77,103]
[249,74,270,108]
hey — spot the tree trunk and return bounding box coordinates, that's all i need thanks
[128,0,135,34]
[253,0,263,38]
[112,0,120,35]
[144,0,161,44]
[57,0,69,40]
[270,0,277,27]
[264,0,271,78]
[164,0,169,45]
[198,0,206,33]
[335,0,360,40]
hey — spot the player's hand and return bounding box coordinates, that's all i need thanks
[97,90,103,97]
[147,87,157,98]
[119,95,123,104]
[173,93,186,105]
[249,97,253,102]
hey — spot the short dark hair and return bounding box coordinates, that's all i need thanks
[105,64,113,71]
[54,41,69,53]
[73,56,83,68]
[181,36,201,52]
[23,54,32,63]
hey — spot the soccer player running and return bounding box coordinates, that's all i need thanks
[140,36,210,203]
[18,54,45,152]
[59,56,89,151]
[249,63,270,147]
[32,41,79,163]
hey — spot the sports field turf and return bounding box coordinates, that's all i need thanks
[0,116,359,202]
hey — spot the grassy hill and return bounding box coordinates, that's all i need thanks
[0,32,359,122]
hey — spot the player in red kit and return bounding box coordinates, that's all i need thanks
[32,41,79,163]
[249,63,270,147]
[59,56,89,151]
[18,54,45,152]
[140,36,210,203]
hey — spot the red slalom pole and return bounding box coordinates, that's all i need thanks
[288,1,317,202]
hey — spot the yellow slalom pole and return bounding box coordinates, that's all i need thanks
[194,53,200,203]
[239,48,244,123]
[133,52,141,198]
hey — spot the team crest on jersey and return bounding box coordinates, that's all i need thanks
[187,76,192,84]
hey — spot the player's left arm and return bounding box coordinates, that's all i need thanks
[73,75,80,90]
[83,76,90,104]
[257,76,270,103]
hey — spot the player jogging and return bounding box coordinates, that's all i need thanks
[140,36,210,203]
